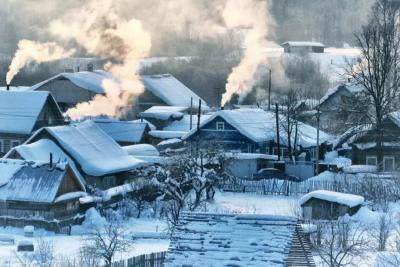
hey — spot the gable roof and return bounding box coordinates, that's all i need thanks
[163,114,213,132]
[93,119,149,143]
[0,159,85,203]
[30,70,118,94]
[0,91,51,134]
[6,139,86,187]
[164,212,299,267]
[28,121,147,176]
[319,83,365,107]
[300,190,364,208]
[141,74,209,109]
[183,108,332,147]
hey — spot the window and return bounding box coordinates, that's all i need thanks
[11,140,20,148]
[0,140,3,153]
[216,122,225,131]
[384,157,395,172]
[366,156,377,166]
[66,202,76,211]
[104,176,116,188]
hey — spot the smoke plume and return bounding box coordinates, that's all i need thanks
[49,0,151,119]
[221,0,272,106]
[6,39,75,85]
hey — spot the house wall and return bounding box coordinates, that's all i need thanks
[301,198,360,220]
[35,79,99,111]
[0,133,29,157]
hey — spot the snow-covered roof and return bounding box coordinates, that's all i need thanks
[0,91,50,134]
[28,121,147,176]
[183,108,332,147]
[163,114,213,132]
[333,124,372,149]
[0,159,27,187]
[141,74,209,109]
[299,190,364,208]
[343,165,377,174]
[93,119,148,143]
[6,139,86,187]
[139,106,187,121]
[0,160,84,203]
[30,70,119,94]
[164,212,298,267]
[282,41,325,47]
[388,110,400,128]
[319,83,364,107]
[224,152,278,161]
[149,130,186,139]
[122,144,160,157]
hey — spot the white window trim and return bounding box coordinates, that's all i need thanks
[10,140,21,148]
[366,156,377,166]
[383,156,395,172]
[216,122,225,131]
[0,139,4,153]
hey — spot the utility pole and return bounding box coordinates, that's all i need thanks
[268,69,272,111]
[316,108,320,175]
[275,103,281,161]
[189,97,193,130]
[197,99,201,133]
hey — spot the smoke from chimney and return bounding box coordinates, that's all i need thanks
[6,40,75,85]
[220,0,273,106]
[49,0,151,119]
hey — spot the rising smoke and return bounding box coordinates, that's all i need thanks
[221,0,273,106]
[49,0,151,119]
[6,40,75,85]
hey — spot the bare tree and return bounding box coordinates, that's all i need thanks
[373,213,394,251]
[346,0,400,170]
[310,220,368,267]
[80,219,131,266]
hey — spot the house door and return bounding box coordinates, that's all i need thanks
[303,207,312,220]
[384,157,395,172]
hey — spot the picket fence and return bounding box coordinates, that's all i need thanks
[110,251,166,267]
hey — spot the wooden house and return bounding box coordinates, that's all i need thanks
[182,108,331,161]
[281,41,325,53]
[0,159,86,232]
[31,71,208,113]
[0,91,64,156]
[164,212,315,267]
[5,121,147,190]
[350,111,400,172]
[300,190,364,220]
[317,83,365,134]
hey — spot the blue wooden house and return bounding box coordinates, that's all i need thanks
[183,108,331,158]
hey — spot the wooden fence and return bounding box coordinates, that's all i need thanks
[110,251,166,267]
[220,177,400,197]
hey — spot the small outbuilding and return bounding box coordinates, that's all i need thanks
[300,190,364,220]
[282,41,325,53]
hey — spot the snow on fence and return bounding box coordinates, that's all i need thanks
[110,251,166,267]
[220,178,400,197]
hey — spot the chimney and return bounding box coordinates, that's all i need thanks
[77,66,80,72]
[221,106,225,110]
[6,84,10,91]
[49,153,53,169]
[87,63,94,72]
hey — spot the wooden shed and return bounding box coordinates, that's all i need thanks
[300,190,364,220]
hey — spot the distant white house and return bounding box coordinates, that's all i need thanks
[281,41,325,53]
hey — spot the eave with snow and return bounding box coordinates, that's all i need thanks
[0,90,65,156]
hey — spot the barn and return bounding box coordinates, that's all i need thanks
[282,41,325,53]
[300,190,364,220]
[0,159,86,232]
[0,90,64,156]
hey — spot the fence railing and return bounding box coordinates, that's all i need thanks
[220,177,400,197]
[110,251,166,267]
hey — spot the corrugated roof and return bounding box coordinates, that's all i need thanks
[164,212,298,267]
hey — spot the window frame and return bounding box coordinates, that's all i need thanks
[383,156,395,172]
[10,140,21,148]
[0,139,4,153]
[216,122,225,131]
[366,156,377,166]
